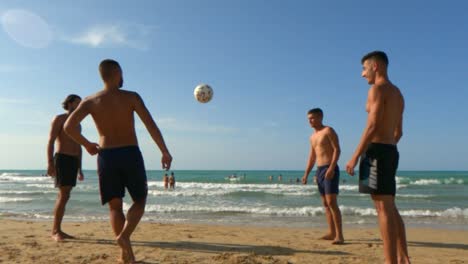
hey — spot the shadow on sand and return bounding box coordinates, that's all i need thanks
[65,238,352,259]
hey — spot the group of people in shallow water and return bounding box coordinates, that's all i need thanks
[162,172,176,189]
[45,51,410,263]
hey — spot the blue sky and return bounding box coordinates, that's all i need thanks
[0,0,467,170]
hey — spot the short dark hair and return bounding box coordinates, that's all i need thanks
[308,108,323,117]
[62,94,81,110]
[361,51,389,67]
[99,59,121,81]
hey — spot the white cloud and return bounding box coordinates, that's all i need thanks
[154,117,239,134]
[65,24,153,50]
[0,97,31,104]
[0,64,30,73]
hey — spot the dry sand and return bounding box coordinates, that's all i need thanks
[0,219,467,263]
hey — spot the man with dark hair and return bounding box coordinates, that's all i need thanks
[346,51,410,264]
[302,108,344,244]
[46,94,84,241]
[64,59,172,264]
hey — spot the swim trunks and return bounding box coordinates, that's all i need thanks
[316,165,340,195]
[54,153,79,187]
[359,143,399,195]
[97,146,148,205]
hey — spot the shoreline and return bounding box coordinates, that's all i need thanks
[1,219,467,263]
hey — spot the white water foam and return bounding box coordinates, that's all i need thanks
[0,197,33,203]
[0,174,49,182]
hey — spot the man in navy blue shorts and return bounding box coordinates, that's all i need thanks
[64,59,172,264]
[302,108,344,244]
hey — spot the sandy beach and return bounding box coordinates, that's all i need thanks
[0,219,466,264]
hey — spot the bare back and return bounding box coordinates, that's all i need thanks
[54,114,81,156]
[86,89,139,148]
[366,83,404,145]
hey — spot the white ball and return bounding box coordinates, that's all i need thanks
[194,84,213,103]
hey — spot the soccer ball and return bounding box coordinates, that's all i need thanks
[194,84,213,103]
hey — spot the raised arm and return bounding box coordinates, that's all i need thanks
[46,116,63,176]
[346,86,384,175]
[133,93,172,170]
[302,136,316,184]
[63,100,100,155]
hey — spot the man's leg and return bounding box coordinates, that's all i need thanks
[320,195,335,240]
[325,194,344,244]
[372,194,399,264]
[116,198,146,263]
[52,186,73,241]
[395,206,410,263]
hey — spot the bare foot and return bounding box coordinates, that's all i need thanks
[51,233,64,242]
[117,235,135,264]
[332,239,344,245]
[320,233,335,240]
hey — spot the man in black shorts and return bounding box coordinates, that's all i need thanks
[346,51,409,264]
[46,94,84,241]
[64,59,172,264]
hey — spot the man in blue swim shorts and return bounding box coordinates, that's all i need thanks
[302,108,344,245]
[64,59,172,263]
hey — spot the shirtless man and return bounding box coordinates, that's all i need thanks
[169,172,175,189]
[346,51,409,264]
[302,108,344,244]
[163,173,169,189]
[46,94,84,241]
[64,59,172,264]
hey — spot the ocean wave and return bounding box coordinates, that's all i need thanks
[0,174,50,183]
[132,203,468,218]
[0,190,56,195]
[146,182,363,197]
[0,197,33,203]
[398,177,465,186]
[26,183,54,188]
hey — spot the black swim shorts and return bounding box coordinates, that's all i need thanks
[359,143,399,195]
[97,146,148,205]
[54,153,79,187]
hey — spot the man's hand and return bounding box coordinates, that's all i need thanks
[302,175,308,185]
[77,171,84,181]
[47,163,56,177]
[325,168,335,180]
[84,142,100,155]
[162,152,172,171]
[346,157,358,176]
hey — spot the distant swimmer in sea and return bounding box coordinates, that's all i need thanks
[46,94,84,242]
[64,59,172,264]
[346,51,409,264]
[163,173,169,189]
[169,172,175,189]
[302,108,344,245]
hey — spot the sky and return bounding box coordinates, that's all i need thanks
[0,0,467,170]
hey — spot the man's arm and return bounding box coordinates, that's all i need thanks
[346,86,384,175]
[302,137,316,184]
[77,145,84,181]
[326,128,341,178]
[63,100,100,155]
[46,116,62,176]
[133,93,172,170]
[394,95,405,144]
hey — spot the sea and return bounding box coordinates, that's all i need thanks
[1,170,467,230]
